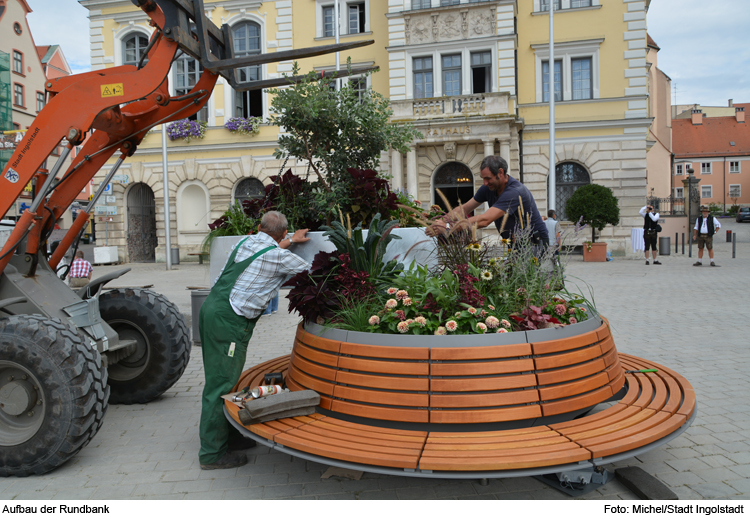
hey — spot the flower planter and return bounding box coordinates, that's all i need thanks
[287,314,626,427]
[208,228,437,287]
[583,242,608,262]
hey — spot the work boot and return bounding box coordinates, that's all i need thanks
[200,451,248,470]
[228,436,257,451]
[693,262,702,266]
[710,261,716,267]
[653,260,662,265]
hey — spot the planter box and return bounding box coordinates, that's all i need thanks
[583,242,607,262]
[208,227,437,287]
[94,246,119,264]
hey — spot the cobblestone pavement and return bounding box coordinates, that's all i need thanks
[2,223,749,500]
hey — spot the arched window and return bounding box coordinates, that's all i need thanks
[173,51,207,121]
[232,21,262,118]
[234,177,265,204]
[123,33,149,66]
[555,161,590,221]
[433,162,474,212]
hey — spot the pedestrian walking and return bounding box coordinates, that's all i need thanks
[544,209,561,265]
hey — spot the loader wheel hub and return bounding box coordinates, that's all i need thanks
[0,380,37,416]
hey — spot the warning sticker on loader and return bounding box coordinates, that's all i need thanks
[100,83,124,98]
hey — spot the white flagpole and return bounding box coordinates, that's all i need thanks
[548,1,556,211]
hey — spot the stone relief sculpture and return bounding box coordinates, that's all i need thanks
[411,17,430,43]
[440,14,461,40]
[404,7,496,44]
[470,12,492,36]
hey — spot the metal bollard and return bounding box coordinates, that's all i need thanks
[726,230,733,243]
[675,232,678,254]
[682,232,685,255]
[733,232,736,258]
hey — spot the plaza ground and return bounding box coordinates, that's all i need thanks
[2,224,749,500]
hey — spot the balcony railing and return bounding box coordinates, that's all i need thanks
[391,92,510,120]
[648,196,685,216]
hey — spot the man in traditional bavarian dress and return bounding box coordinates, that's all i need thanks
[693,205,721,267]
[640,204,662,265]
[198,211,311,470]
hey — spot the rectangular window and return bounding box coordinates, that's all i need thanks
[675,164,683,175]
[36,92,45,112]
[730,161,740,173]
[13,51,23,74]
[413,57,433,99]
[471,51,492,94]
[441,0,460,6]
[350,77,366,102]
[542,60,562,102]
[572,58,592,100]
[701,162,712,174]
[685,163,692,173]
[729,184,741,198]
[442,54,461,97]
[540,0,561,11]
[323,6,335,37]
[13,83,24,107]
[412,0,430,8]
[571,0,592,7]
[348,3,365,34]
[674,187,684,199]
[701,185,712,199]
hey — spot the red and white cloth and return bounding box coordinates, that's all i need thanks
[69,258,93,279]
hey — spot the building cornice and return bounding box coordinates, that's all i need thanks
[523,117,653,133]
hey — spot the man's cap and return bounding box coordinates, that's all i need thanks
[700,205,709,211]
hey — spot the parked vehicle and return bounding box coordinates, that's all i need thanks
[736,207,750,222]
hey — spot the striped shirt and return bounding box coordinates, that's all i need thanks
[69,258,93,278]
[219,232,311,319]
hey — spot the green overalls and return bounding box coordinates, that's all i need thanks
[198,239,274,465]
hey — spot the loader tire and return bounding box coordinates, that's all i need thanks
[0,315,109,477]
[99,288,190,404]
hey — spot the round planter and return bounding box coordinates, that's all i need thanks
[287,314,626,429]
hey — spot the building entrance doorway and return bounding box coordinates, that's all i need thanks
[127,183,157,262]
[433,162,475,212]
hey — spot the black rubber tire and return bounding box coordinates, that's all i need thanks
[0,315,109,477]
[99,288,191,404]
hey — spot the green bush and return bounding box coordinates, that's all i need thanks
[565,184,620,243]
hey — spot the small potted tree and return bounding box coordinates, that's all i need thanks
[565,183,620,262]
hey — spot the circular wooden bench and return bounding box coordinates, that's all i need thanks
[224,316,695,487]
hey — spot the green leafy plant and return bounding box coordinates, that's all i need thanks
[202,201,259,253]
[565,183,620,243]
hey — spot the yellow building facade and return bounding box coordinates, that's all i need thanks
[81,0,655,261]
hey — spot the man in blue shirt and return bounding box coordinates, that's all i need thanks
[431,155,548,245]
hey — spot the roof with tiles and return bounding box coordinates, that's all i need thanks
[673,111,750,158]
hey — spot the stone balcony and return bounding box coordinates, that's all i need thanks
[391,92,511,121]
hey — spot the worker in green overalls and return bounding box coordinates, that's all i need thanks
[198,211,310,470]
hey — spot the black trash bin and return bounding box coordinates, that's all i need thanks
[658,236,671,256]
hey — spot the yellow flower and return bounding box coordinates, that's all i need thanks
[467,243,481,251]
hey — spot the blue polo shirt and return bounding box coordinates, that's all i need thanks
[473,175,549,241]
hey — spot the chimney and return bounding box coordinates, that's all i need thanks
[737,107,745,123]
[691,109,703,125]
[729,99,733,107]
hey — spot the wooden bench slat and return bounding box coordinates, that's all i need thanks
[538,371,611,401]
[582,412,687,459]
[430,373,537,393]
[541,384,614,417]
[536,358,606,386]
[331,399,429,423]
[424,435,570,452]
[336,370,430,392]
[291,353,339,381]
[319,416,428,438]
[337,356,429,376]
[333,385,429,408]
[431,343,532,361]
[533,343,604,370]
[430,389,540,408]
[287,364,335,395]
[284,375,334,410]
[564,408,658,441]
[340,342,428,360]
[292,342,339,368]
[281,426,425,456]
[419,445,591,471]
[275,430,423,469]
[296,423,426,450]
[426,425,553,440]
[431,358,535,377]
[574,409,671,447]
[530,328,601,356]
[296,328,342,354]
[552,403,642,434]
[646,372,669,411]
[430,405,542,424]
[630,373,656,409]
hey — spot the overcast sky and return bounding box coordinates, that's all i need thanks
[26,0,749,107]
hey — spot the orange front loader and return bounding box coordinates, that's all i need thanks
[0,0,374,478]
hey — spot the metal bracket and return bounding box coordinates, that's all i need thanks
[535,466,613,497]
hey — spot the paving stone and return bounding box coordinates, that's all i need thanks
[655,471,706,487]
[182,491,227,500]
[315,492,357,500]
[51,488,96,500]
[90,485,137,500]
[84,474,125,488]
[250,472,290,486]
[132,482,176,496]
[119,471,166,485]
[665,458,713,472]
[692,467,746,482]
[395,486,438,500]
[724,452,750,465]
[263,483,304,499]
[221,487,265,500]
[302,480,345,496]
[171,479,213,493]
[357,489,399,500]
[161,469,202,482]
[688,482,741,499]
